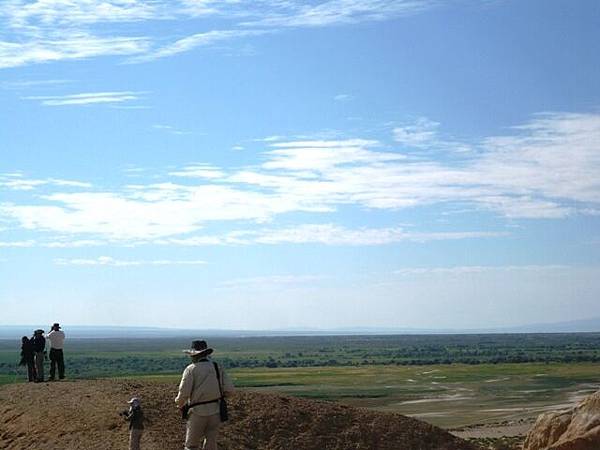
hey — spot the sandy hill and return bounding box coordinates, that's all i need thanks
[0,379,478,450]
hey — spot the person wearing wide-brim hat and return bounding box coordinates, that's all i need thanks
[175,340,234,450]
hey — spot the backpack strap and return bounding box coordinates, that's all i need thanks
[213,362,224,399]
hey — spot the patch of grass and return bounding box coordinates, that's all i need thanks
[0,374,19,385]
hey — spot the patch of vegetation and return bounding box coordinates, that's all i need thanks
[1,334,599,428]
[2,333,600,376]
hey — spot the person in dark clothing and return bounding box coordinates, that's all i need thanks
[122,397,149,450]
[19,336,36,382]
[31,329,46,382]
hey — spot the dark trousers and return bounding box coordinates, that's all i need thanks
[25,359,35,382]
[34,352,44,382]
[49,348,65,380]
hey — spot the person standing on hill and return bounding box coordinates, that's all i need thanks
[31,329,46,382]
[47,322,66,381]
[19,336,36,382]
[121,397,149,450]
[175,340,234,450]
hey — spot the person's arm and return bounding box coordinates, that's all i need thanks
[174,366,194,408]
[122,408,133,421]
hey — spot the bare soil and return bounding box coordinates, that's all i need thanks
[0,379,479,450]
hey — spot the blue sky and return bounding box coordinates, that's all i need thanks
[1,0,599,329]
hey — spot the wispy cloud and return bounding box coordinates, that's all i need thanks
[243,0,438,27]
[54,256,207,266]
[153,124,193,136]
[2,112,599,243]
[0,174,92,190]
[218,274,326,289]
[229,224,506,246]
[4,1,160,28]
[168,164,225,179]
[254,135,285,143]
[154,224,504,247]
[1,79,73,89]
[0,34,151,69]
[0,240,36,248]
[23,91,145,106]
[393,265,571,277]
[393,117,440,147]
[334,93,353,101]
[129,29,269,63]
[0,1,437,69]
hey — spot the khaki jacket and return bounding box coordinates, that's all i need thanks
[175,358,234,416]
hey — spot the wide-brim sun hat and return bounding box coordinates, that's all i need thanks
[183,339,213,357]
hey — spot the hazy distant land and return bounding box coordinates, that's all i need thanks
[2,316,600,339]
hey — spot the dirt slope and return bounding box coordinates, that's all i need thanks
[0,379,477,450]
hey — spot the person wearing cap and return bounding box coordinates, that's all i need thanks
[175,340,234,450]
[122,397,149,450]
[31,329,46,382]
[47,322,66,381]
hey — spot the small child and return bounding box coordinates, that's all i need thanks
[121,397,148,450]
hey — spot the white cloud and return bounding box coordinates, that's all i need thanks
[129,29,269,63]
[393,117,440,147]
[153,124,192,135]
[154,224,504,247]
[234,224,506,246]
[54,256,207,266]
[218,274,326,289]
[0,34,151,69]
[255,135,285,142]
[0,183,320,240]
[24,91,144,106]
[473,113,600,206]
[474,195,573,219]
[0,178,46,191]
[0,240,36,248]
[4,0,159,28]
[0,175,92,190]
[0,1,436,69]
[42,239,107,248]
[2,112,599,243]
[1,79,73,89]
[393,265,570,277]
[244,0,437,27]
[263,139,399,171]
[334,93,352,101]
[168,164,225,179]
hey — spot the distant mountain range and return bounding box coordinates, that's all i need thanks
[1,317,599,339]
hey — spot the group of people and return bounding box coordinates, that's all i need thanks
[124,339,234,450]
[18,328,231,450]
[19,323,66,383]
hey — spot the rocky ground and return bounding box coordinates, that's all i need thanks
[0,379,478,450]
[523,390,600,450]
